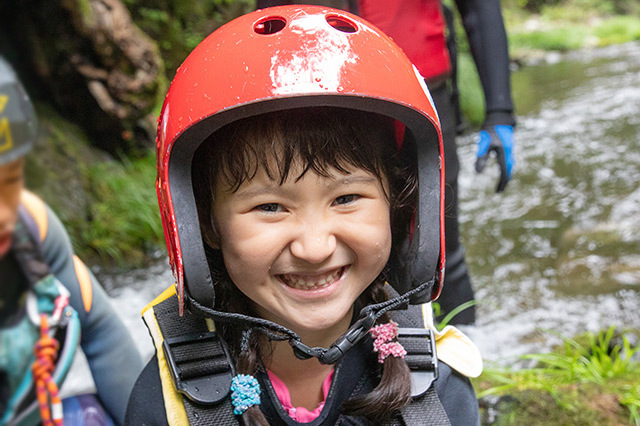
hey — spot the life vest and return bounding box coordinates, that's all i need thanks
[142,285,482,425]
[357,0,451,82]
[0,207,81,426]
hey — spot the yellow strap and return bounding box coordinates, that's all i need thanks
[72,255,93,313]
[433,325,483,378]
[20,190,48,242]
[421,303,483,378]
[142,287,189,426]
[141,284,177,316]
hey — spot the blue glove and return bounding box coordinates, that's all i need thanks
[475,124,514,192]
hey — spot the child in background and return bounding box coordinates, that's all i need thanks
[0,55,143,426]
[126,5,482,425]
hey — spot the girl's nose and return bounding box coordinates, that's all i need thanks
[289,222,337,264]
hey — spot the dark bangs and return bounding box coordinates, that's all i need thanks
[207,107,396,190]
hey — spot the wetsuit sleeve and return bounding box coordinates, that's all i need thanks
[39,205,144,425]
[125,356,168,426]
[454,0,515,126]
[434,362,480,426]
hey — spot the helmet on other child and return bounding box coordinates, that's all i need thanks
[0,57,38,166]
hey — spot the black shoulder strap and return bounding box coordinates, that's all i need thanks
[390,304,451,425]
[153,295,240,425]
[398,386,452,426]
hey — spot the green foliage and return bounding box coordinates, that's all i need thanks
[476,327,640,424]
[502,0,638,15]
[621,385,640,425]
[433,299,478,330]
[509,27,589,52]
[82,153,164,265]
[446,0,640,128]
[456,54,485,128]
[522,327,639,384]
[122,0,254,77]
[594,16,640,45]
[502,1,640,54]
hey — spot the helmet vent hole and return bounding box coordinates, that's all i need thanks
[254,17,286,35]
[326,15,357,33]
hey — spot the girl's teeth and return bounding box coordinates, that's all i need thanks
[281,268,342,289]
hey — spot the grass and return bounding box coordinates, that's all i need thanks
[81,153,164,265]
[474,327,640,425]
[433,299,478,329]
[594,16,640,45]
[509,26,590,52]
[507,16,640,54]
[26,103,164,267]
[521,327,639,384]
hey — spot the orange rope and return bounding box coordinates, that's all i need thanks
[32,314,64,426]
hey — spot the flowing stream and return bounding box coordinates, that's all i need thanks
[80,42,640,390]
[457,41,640,363]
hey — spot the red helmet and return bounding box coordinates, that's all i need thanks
[156,5,445,314]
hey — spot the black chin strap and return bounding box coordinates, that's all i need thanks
[186,278,435,365]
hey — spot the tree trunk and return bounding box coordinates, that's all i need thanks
[0,0,165,155]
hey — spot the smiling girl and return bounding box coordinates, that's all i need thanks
[126,6,482,426]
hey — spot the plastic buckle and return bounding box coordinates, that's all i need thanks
[290,310,377,364]
[398,328,438,397]
[162,331,234,405]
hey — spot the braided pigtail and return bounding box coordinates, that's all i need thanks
[210,270,270,426]
[234,339,270,426]
[342,281,412,420]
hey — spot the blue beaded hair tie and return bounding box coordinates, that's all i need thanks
[230,374,261,415]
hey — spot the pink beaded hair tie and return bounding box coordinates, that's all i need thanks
[369,320,407,363]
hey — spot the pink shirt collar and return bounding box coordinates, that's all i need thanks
[266,369,335,423]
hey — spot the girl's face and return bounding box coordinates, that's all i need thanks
[212,160,392,337]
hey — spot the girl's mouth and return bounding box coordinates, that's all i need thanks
[278,266,346,290]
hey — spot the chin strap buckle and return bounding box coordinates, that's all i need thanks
[163,331,234,405]
[289,310,378,364]
[398,328,439,397]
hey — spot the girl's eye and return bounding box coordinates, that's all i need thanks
[255,203,282,213]
[334,194,359,205]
